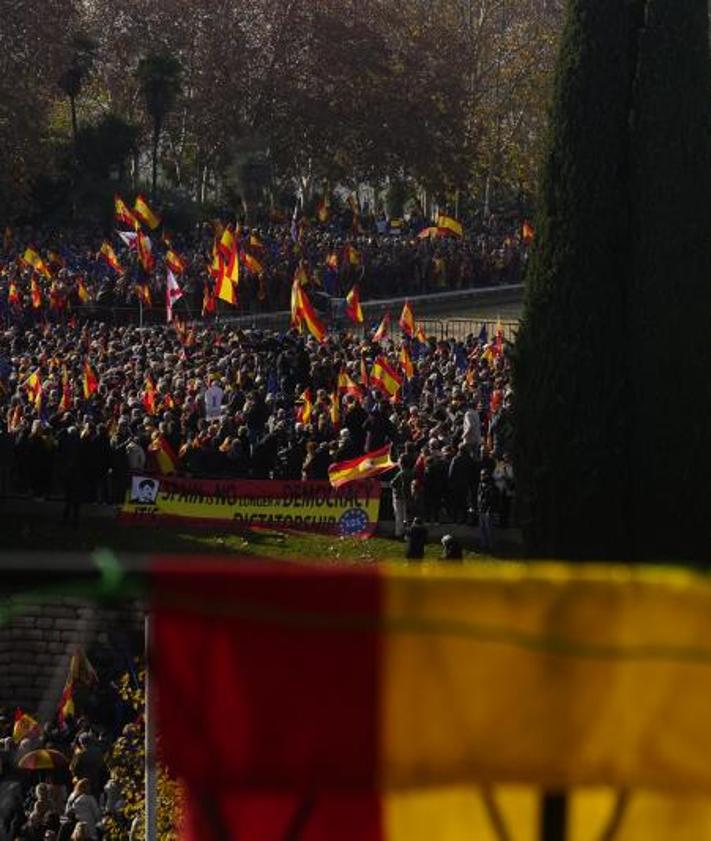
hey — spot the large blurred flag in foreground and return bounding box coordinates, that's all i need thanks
[152,561,711,840]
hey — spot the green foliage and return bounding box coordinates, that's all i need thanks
[516,0,711,562]
[76,114,138,179]
[626,0,711,560]
[102,669,183,841]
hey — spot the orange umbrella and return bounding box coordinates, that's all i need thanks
[18,749,68,771]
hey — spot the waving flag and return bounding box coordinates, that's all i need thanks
[99,242,123,274]
[242,252,264,276]
[25,370,42,403]
[133,194,161,230]
[137,231,155,273]
[135,282,152,308]
[398,300,415,338]
[202,283,217,317]
[165,249,186,275]
[8,281,21,307]
[346,285,364,324]
[296,388,313,425]
[218,227,236,262]
[30,276,42,309]
[361,356,369,388]
[149,433,178,475]
[165,269,183,323]
[370,356,402,398]
[436,213,463,238]
[344,243,361,267]
[329,444,396,488]
[330,391,340,429]
[338,368,362,398]
[522,220,535,244]
[13,709,40,743]
[373,312,390,343]
[399,345,414,380]
[58,368,72,413]
[215,252,237,305]
[142,375,157,414]
[76,278,91,304]
[114,194,138,229]
[316,194,330,223]
[82,361,98,398]
[294,284,326,342]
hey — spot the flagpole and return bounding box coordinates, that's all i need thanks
[145,611,157,841]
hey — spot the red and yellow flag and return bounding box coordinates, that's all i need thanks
[149,433,178,475]
[99,242,123,274]
[296,388,313,425]
[143,375,157,415]
[361,356,369,388]
[326,251,339,271]
[338,368,362,398]
[165,249,186,275]
[398,301,415,338]
[218,226,237,262]
[137,230,154,273]
[82,360,99,398]
[242,252,264,276]
[522,220,535,244]
[328,444,395,488]
[370,356,402,398]
[399,345,414,380]
[436,213,463,238]
[316,194,330,223]
[58,368,72,413]
[344,243,361,267]
[77,278,91,304]
[346,285,364,324]
[202,283,217,317]
[133,194,161,230]
[30,276,42,309]
[13,709,40,743]
[215,254,237,306]
[114,194,138,228]
[22,247,51,278]
[373,312,390,343]
[330,391,340,429]
[294,284,326,343]
[135,282,152,308]
[25,370,42,402]
[8,281,21,307]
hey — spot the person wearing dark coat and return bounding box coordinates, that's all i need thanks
[448,444,475,524]
[343,399,368,455]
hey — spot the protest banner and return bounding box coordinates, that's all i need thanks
[120,475,381,538]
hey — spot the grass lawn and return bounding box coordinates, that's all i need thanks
[0,503,495,565]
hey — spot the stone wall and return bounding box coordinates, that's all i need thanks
[0,595,144,715]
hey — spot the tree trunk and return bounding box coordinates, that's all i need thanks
[70,95,78,154]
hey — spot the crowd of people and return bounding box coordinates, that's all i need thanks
[0,671,148,841]
[0,207,528,326]
[0,312,515,544]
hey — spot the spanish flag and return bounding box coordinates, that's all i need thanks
[294,284,327,343]
[202,283,217,316]
[436,213,463,238]
[294,262,310,287]
[77,278,91,304]
[346,285,364,324]
[149,433,178,475]
[58,368,72,413]
[415,323,427,344]
[134,194,161,230]
[249,233,265,252]
[522,220,535,244]
[135,282,152,308]
[142,375,157,414]
[370,356,402,398]
[399,345,414,380]
[398,301,415,339]
[242,252,264,276]
[30,276,42,309]
[82,361,99,398]
[137,230,155,273]
[22,246,51,278]
[338,368,362,398]
[330,391,340,429]
[373,312,390,343]
[361,356,369,388]
[290,277,302,330]
[99,241,123,274]
[114,194,137,228]
[328,444,395,488]
[8,281,20,306]
[166,249,186,275]
[13,709,40,743]
[152,561,711,841]
[25,370,42,402]
[316,195,330,223]
[297,388,313,424]
[345,243,361,267]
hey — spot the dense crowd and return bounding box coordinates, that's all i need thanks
[0,316,515,542]
[0,210,527,324]
[0,670,147,841]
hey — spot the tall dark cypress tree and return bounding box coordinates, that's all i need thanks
[514,0,641,558]
[628,0,711,561]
